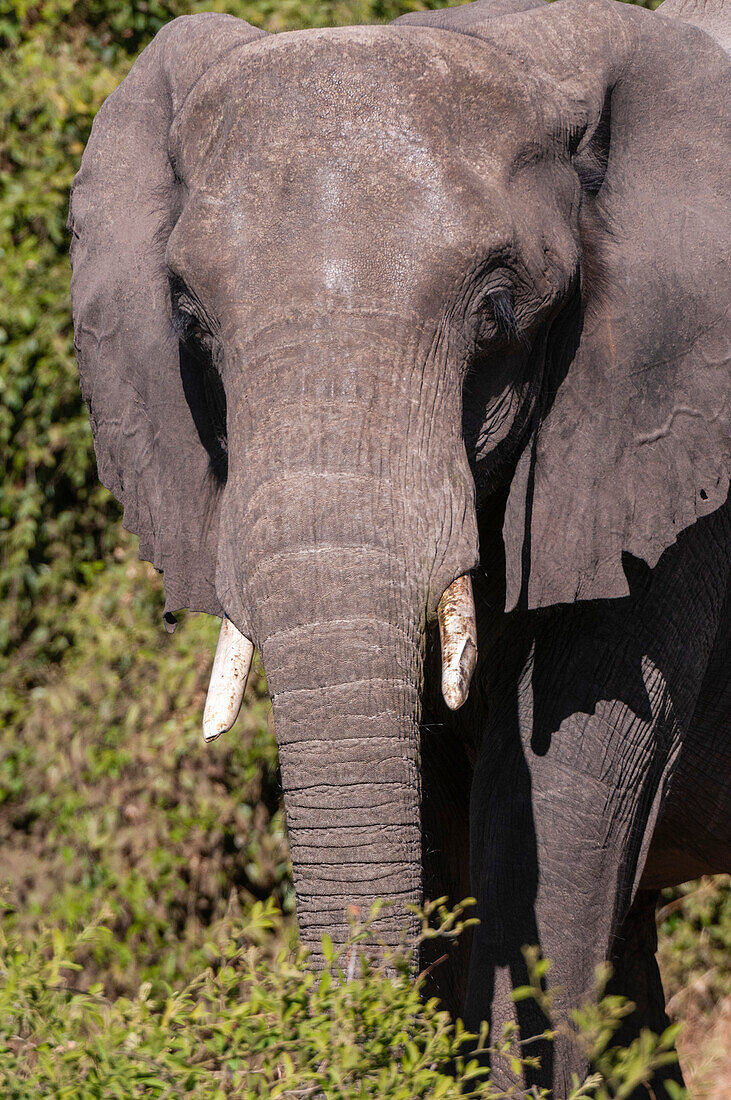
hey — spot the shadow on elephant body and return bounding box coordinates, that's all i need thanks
[418,604,552,1089]
[466,680,553,1093]
[523,496,730,771]
[458,495,730,1096]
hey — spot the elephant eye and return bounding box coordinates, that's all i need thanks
[484,288,518,342]
[469,285,520,356]
[173,301,199,341]
[169,275,212,350]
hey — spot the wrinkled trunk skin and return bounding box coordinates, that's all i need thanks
[264,586,424,957]
[216,321,479,961]
[242,494,427,959]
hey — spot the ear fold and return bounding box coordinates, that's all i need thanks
[407,0,730,611]
[502,0,730,609]
[69,14,266,627]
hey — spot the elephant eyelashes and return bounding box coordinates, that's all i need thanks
[470,286,519,349]
[486,288,518,341]
[169,276,215,350]
[573,93,612,198]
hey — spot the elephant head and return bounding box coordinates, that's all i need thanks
[69,1,729,960]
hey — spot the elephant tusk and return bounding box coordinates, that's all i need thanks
[437,574,478,711]
[202,616,254,742]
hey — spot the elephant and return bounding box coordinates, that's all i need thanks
[68,0,730,1094]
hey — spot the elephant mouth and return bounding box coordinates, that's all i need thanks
[202,571,477,742]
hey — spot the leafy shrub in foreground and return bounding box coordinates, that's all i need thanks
[0,898,684,1099]
[657,876,731,1010]
[0,539,291,997]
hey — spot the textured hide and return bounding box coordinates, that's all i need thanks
[400,0,730,610]
[68,15,267,624]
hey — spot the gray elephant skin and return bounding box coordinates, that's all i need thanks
[68,0,730,1094]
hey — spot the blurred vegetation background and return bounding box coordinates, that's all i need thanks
[1,0,727,1096]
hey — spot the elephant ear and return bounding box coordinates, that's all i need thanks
[409,0,730,609]
[503,0,730,609]
[68,14,267,628]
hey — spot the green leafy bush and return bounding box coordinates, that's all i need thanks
[658,877,731,1009]
[0,537,291,996]
[0,899,685,1099]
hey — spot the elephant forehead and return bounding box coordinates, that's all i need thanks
[169,180,504,327]
[174,24,535,150]
[167,29,536,318]
[171,24,536,211]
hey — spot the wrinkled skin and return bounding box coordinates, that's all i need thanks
[69,1,730,1095]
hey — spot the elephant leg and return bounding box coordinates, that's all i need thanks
[464,501,730,1094]
[465,691,677,1097]
[606,890,684,1100]
[644,571,731,887]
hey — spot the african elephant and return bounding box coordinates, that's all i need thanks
[68,0,730,1094]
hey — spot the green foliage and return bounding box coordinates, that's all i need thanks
[0,899,687,1099]
[0,537,291,996]
[657,877,731,1008]
[0,18,121,664]
[516,950,685,1100]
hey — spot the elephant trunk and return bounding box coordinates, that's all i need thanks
[266,608,423,958]
[210,323,480,961]
[204,564,480,959]
[245,525,426,960]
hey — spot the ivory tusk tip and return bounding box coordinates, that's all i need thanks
[202,616,254,744]
[202,721,228,743]
[442,675,471,710]
[442,685,467,711]
[438,575,478,712]
[202,700,239,742]
[441,638,478,710]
